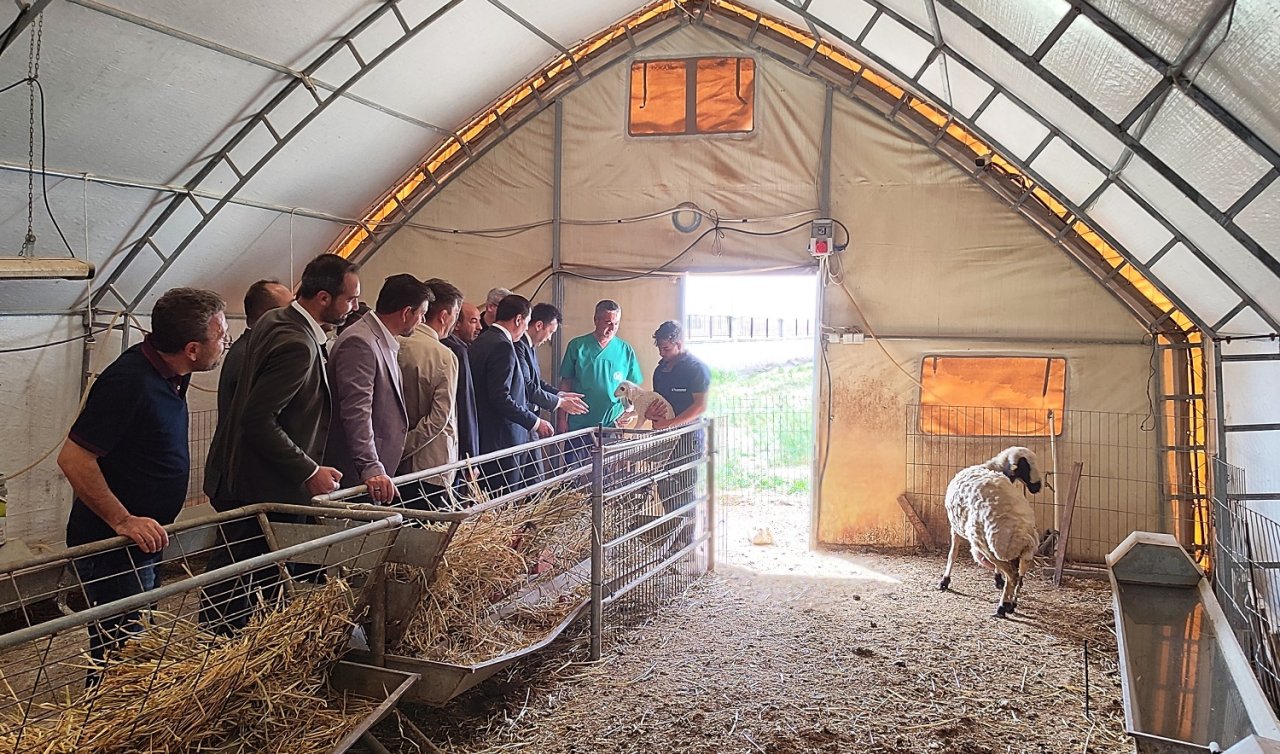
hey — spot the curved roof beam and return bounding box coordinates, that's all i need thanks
[765,0,1278,333]
[342,0,1203,335]
[930,0,1280,283]
[87,0,469,313]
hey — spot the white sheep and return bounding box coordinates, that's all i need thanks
[938,446,1044,618]
[613,380,673,430]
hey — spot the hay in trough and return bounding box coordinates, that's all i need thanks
[0,579,378,754]
[393,486,593,663]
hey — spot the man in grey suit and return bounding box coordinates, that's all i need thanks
[216,279,292,418]
[324,274,432,504]
[200,253,359,631]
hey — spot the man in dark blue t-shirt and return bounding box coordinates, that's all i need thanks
[646,320,711,430]
[645,321,711,552]
[57,287,227,661]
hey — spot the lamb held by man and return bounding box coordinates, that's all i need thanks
[938,446,1047,618]
[614,381,673,430]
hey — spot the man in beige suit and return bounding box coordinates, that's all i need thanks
[398,279,463,506]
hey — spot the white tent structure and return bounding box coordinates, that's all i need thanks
[0,0,1277,554]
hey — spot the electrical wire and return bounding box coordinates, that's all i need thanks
[402,206,817,239]
[3,75,77,257]
[526,219,813,301]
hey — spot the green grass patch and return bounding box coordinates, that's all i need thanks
[707,361,814,494]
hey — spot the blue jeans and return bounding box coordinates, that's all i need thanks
[73,548,160,665]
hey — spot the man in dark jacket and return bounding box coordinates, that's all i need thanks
[468,295,552,492]
[442,302,481,475]
[201,253,359,630]
[514,303,586,480]
[216,280,291,419]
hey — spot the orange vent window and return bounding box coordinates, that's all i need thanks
[919,356,1067,436]
[629,57,755,136]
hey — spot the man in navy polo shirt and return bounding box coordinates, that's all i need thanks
[644,320,712,552]
[57,287,228,662]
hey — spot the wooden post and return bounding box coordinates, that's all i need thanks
[898,493,937,552]
[1053,461,1085,586]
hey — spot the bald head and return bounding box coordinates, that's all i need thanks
[244,280,293,327]
[456,302,482,344]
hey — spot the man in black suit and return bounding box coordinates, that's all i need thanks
[201,253,360,630]
[216,279,292,418]
[514,303,587,480]
[468,294,552,492]
[442,302,481,482]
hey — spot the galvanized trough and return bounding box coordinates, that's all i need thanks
[1109,532,1280,753]
[349,599,588,706]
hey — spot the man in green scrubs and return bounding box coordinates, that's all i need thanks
[558,300,643,460]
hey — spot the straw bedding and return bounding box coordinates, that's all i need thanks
[0,579,377,754]
[393,487,593,663]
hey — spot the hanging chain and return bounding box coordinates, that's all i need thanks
[22,16,44,257]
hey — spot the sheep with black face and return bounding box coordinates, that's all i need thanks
[938,446,1043,618]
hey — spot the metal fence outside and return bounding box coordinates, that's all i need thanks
[185,408,217,507]
[1213,457,1280,713]
[905,405,1211,568]
[707,388,813,563]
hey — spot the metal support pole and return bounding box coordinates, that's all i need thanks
[1048,409,1060,532]
[589,429,605,661]
[810,86,834,551]
[550,99,565,379]
[707,417,717,572]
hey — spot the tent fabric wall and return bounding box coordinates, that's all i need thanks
[358,24,1152,550]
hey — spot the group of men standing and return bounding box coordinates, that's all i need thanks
[56,251,711,644]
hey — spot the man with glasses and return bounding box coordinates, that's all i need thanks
[57,287,227,662]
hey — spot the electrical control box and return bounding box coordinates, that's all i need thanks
[809,218,835,257]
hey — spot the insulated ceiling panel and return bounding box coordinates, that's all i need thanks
[1184,1,1280,157]
[1121,158,1280,325]
[1235,178,1280,255]
[1148,243,1240,326]
[94,0,383,70]
[1220,306,1274,337]
[1222,360,1280,425]
[346,1,555,134]
[236,96,441,219]
[950,0,1071,55]
[1141,88,1272,212]
[1029,137,1106,206]
[1088,184,1172,263]
[974,95,1050,160]
[761,0,823,34]
[874,0,932,35]
[917,52,992,117]
[862,12,935,77]
[1040,14,1162,124]
[1087,0,1209,62]
[494,0,640,48]
[935,5,1127,166]
[0,1,280,185]
[806,0,878,43]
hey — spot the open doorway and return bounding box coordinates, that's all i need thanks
[683,272,817,568]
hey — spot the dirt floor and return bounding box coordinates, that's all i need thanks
[397,525,1129,753]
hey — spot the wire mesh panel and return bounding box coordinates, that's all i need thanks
[906,405,1208,567]
[184,408,217,507]
[597,421,711,651]
[708,388,812,563]
[1212,458,1280,714]
[0,504,402,753]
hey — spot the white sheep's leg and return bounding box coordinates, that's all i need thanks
[1010,556,1032,613]
[939,532,962,591]
[994,562,1018,618]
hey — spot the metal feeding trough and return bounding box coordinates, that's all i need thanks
[326,660,419,753]
[1108,532,1280,753]
[350,599,588,706]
